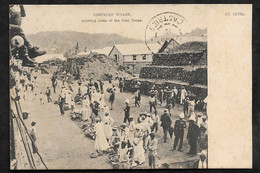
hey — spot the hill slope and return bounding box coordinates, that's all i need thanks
[27,31,143,54]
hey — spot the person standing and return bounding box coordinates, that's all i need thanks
[51,75,57,93]
[123,99,130,123]
[172,86,178,108]
[132,125,145,166]
[133,90,140,107]
[94,80,99,91]
[109,91,115,110]
[128,116,136,145]
[30,121,38,154]
[119,79,124,93]
[198,123,208,153]
[147,133,158,169]
[187,115,200,157]
[158,89,164,105]
[58,94,65,115]
[172,112,186,152]
[142,118,151,153]
[183,97,189,117]
[45,86,52,103]
[102,112,114,144]
[188,97,196,118]
[99,80,104,93]
[94,118,110,153]
[180,86,187,105]
[151,111,159,133]
[160,109,172,143]
[149,95,157,113]
[65,89,72,108]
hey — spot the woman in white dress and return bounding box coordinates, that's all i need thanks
[102,113,114,143]
[81,97,91,121]
[94,118,110,152]
[128,116,136,145]
[132,124,145,166]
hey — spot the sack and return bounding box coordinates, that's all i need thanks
[90,151,98,158]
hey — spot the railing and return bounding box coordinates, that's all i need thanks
[10,43,48,170]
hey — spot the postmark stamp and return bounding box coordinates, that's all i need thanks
[145,12,191,53]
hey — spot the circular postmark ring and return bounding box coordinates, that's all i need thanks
[145,12,190,54]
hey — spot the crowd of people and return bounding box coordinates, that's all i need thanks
[11,66,208,169]
[49,73,208,169]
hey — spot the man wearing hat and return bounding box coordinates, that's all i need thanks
[147,133,158,169]
[123,99,130,123]
[160,109,172,143]
[172,112,186,151]
[187,115,200,156]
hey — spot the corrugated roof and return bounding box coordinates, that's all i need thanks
[112,43,161,55]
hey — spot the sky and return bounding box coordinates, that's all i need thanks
[19,5,207,41]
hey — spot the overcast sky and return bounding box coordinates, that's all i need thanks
[20,5,207,40]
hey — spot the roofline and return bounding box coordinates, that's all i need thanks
[108,45,116,56]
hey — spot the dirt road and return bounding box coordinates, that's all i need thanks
[19,73,201,169]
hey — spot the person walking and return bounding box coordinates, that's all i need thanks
[123,99,130,123]
[160,109,172,143]
[172,112,186,151]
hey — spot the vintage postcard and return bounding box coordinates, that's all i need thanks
[9,4,252,169]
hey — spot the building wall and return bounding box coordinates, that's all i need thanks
[108,46,124,65]
[123,54,153,63]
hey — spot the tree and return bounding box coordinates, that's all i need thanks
[74,42,80,55]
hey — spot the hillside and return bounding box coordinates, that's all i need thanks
[169,41,207,53]
[146,27,207,44]
[27,31,143,54]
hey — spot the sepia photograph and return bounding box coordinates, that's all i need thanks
[9,4,251,170]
